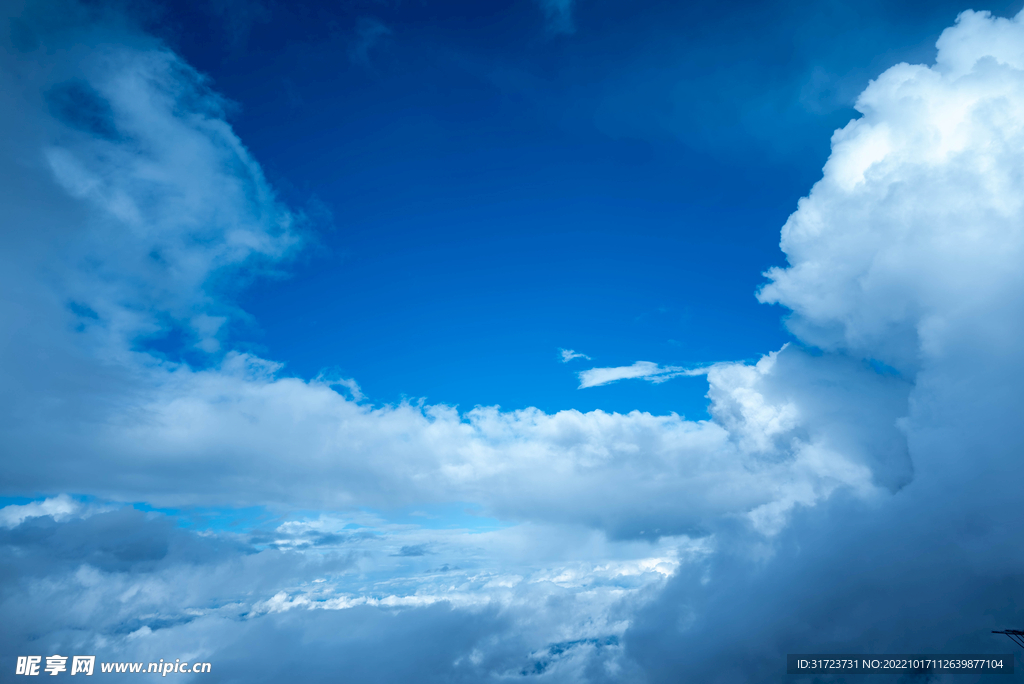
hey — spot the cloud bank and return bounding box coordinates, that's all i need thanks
[4,2,1024,682]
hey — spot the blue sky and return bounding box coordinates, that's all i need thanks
[130,0,1015,417]
[7,0,1024,681]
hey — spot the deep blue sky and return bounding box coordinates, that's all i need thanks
[136,0,1021,418]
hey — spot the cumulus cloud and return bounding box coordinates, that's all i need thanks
[758,9,1024,375]
[560,348,591,363]
[624,8,1024,680]
[577,360,700,388]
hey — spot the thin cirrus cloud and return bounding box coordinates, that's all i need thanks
[4,1,1024,681]
[559,348,591,362]
[576,360,703,388]
[349,17,392,66]
[537,0,577,35]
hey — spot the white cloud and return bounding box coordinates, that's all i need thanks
[1,33,299,370]
[2,347,895,541]
[758,9,1024,375]
[577,360,701,388]
[625,8,1024,679]
[0,495,80,528]
[559,348,591,363]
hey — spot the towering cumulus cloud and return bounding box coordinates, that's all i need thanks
[3,2,1024,682]
[629,9,1024,682]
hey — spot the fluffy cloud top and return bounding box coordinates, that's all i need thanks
[759,8,1024,375]
[628,9,1024,680]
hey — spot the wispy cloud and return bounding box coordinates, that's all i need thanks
[559,348,591,363]
[537,0,577,35]
[577,361,704,388]
[349,17,392,66]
